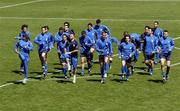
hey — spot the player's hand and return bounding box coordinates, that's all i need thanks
[65,52,71,55]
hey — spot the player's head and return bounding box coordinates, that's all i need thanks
[44,25,49,33]
[154,21,159,28]
[145,26,150,33]
[125,34,131,43]
[41,26,46,34]
[96,19,101,25]
[64,22,70,28]
[123,31,129,37]
[87,23,93,30]
[102,31,108,39]
[64,25,69,32]
[148,27,153,35]
[21,24,28,32]
[163,30,169,38]
[62,34,68,41]
[81,30,86,37]
[70,33,75,40]
[59,27,64,33]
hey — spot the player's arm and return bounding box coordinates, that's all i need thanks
[14,42,20,54]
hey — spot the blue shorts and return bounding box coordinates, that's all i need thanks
[80,53,91,58]
[99,55,108,63]
[71,57,78,69]
[145,54,154,60]
[160,52,171,61]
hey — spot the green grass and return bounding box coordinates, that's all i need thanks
[0,0,180,111]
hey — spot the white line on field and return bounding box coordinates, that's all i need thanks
[174,47,180,50]
[173,37,180,40]
[0,0,45,9]
[1,16,180,22]
[0,83,13,88]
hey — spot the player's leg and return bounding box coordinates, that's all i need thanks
[121,60,126,79]
[62,61,68,79]
[72,57,78,83]
[81,56,85,76]
[109,57,113,69]
[99,56,105,83]
[90,48,94,63]
[41,52,48,79]
[104,56,109,78]
[160,57,166,81]
[87,54,92,75]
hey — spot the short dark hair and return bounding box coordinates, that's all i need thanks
[88,23,93,26]
[59,27,64,31]
[64,22,70,27]
[44,25,49,30]
[81,30,86,35]
[145,26,150,29]
[154,21,159,24]
[96,19,101,24]
[164,30,168,33]
[21,24,28,30]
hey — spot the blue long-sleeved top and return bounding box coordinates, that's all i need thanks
[95,38,112,56]
[15,39,33,56]
[79,35,93,54]
[57,40,69,58]
[153,27,163,39]
[34,33,54,53]
[158,36,174,54]
[93,25,111,39]
[85,29,97,44]
[17,31,30,40]
[118,42,136,59]
[130,33,141,48]
[143,35,158,55]
[54,32,63,43]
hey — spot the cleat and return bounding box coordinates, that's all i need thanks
[22,78,28,84]
[162,77,166,83]
[65,76,68,80]
[104,73,107,78]
[72,75,76,84]
[20,68,24,72]
[88,69,91,76]
[166,75,169,80]
[101,78,105,84]
[122,74,125,80]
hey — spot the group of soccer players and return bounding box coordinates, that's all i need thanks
[14,19,174,84]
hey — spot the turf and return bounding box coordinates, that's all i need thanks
[0,0,180,111]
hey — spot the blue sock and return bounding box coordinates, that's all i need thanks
[81,68,84,75]
[100,66,104,78]
[63,67,67,76]
[104,62,109,74]
[126,67,130,78]
[122,65,126,74]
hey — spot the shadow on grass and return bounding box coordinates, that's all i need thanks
[28,76,42,80]
[12,70,23,75]
[111,78,128,83]
[148,79,165,84]
[51,75,66,79]
[56,79,72,84]
[134,66,147,70]
[86,78,101,83]
[136,72,150,76]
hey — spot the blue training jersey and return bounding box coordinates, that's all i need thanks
[118,42,136,59]
[130,33,141,48]
[93,24,111,39]
[143,35,158,55]
[158,36,174,54]
[57,40,69,58]
[17,31,30,40]
[79,35,93,54]
[15,39,33,56]
[95,38,112,56]
[85,29,97,44]
[34,33,54,53]
[153,27,163,39]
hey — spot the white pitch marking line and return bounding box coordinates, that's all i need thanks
[174,47,180,50]
[1,16,180,22]
[0,0,44,9]
[0,83,13,88]
[173,37,180,40]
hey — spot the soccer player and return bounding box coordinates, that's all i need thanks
[153,21,164,64]
[15,24,30,72]
[157,30,174,82]
[94,19,111,39]
[79,30,93,76]
[34,26,54,79]
[95,31,112,83]
[57,34,70,79]
[85,23,97,63]
[14,34,33,84]
[55,27,64,63]
[66,34,78,83]
[142,28,158,75]
[64,22,75,40]
[118,34,136,81]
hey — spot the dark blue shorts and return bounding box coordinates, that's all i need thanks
[99,55,108,63]
[80,53,91,58]
[145,54,155,60]
[160,52,171,61]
